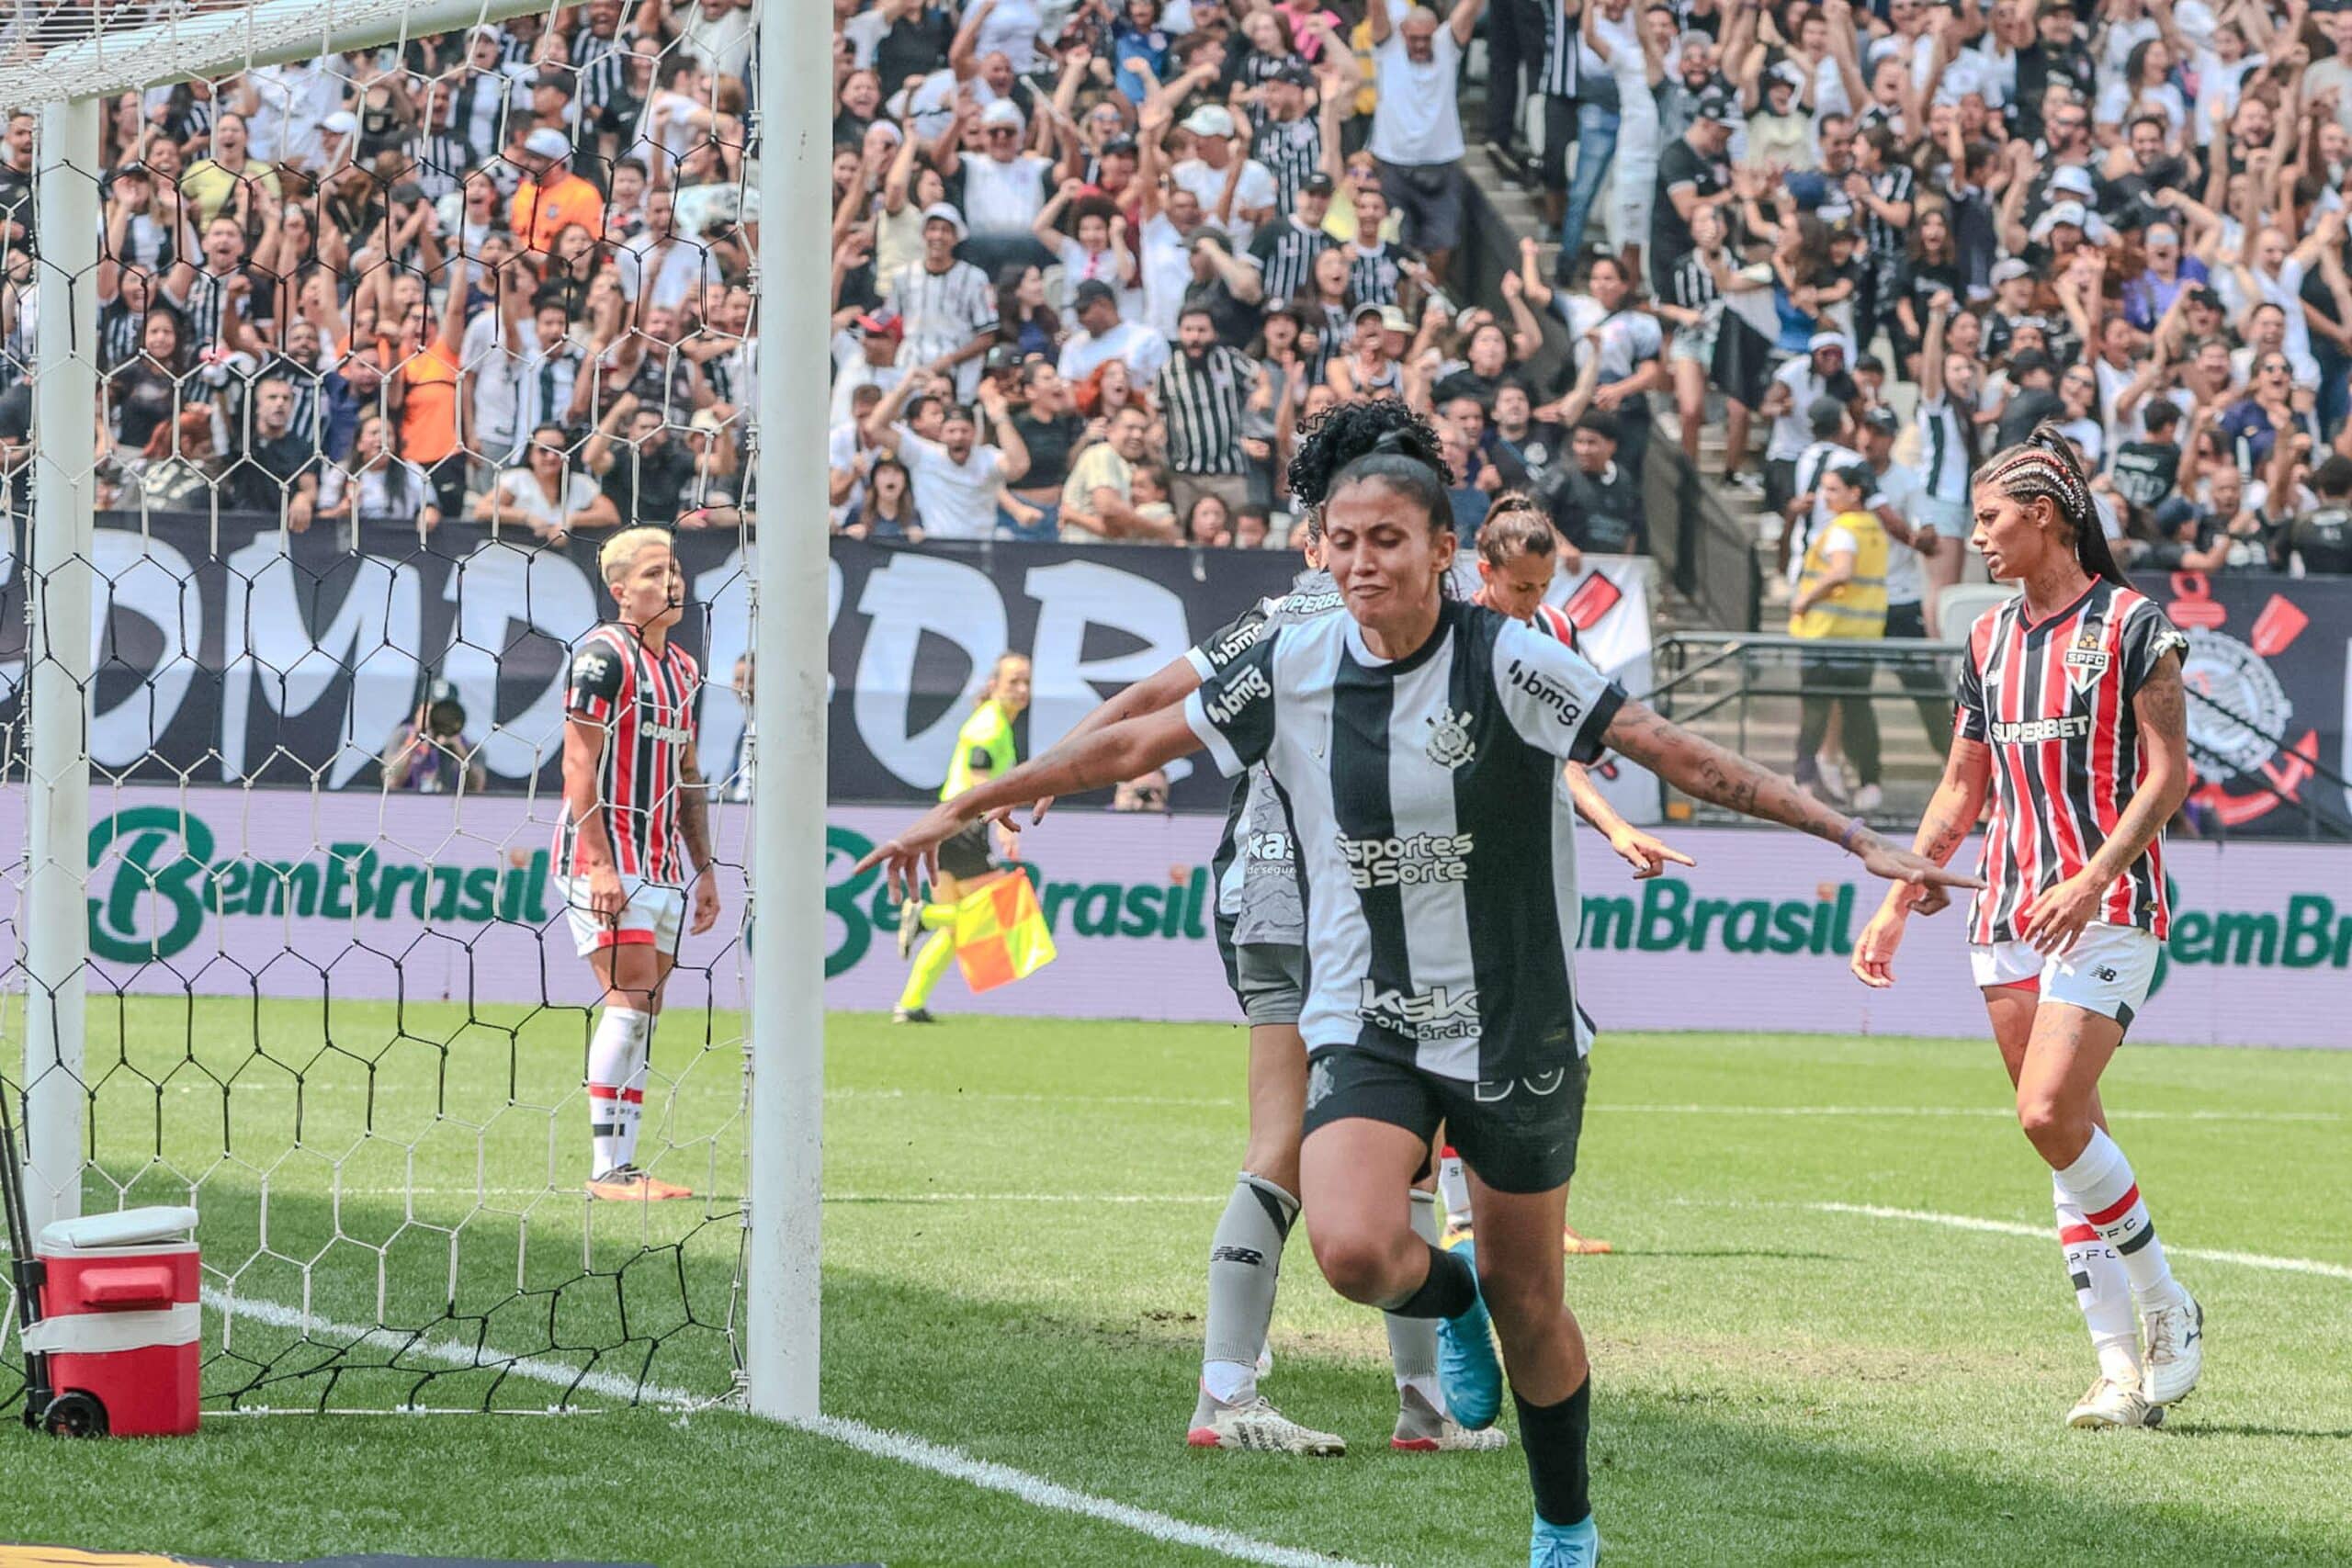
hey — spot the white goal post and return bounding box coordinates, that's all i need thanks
[3,0,825,1423]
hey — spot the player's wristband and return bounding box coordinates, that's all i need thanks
[1838,815,1870,854]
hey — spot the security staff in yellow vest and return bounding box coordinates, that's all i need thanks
[1789,461,1890,811]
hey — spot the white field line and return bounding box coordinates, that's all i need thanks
[322,1190,1222,1201]
[1807,1202,2352,1280]
[167,1080,2347,1123]
[198,1289,1379,1568]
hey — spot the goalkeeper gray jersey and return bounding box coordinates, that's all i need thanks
[1188,570,1342,951]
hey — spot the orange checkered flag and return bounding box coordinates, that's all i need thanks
[952,873,1058,993]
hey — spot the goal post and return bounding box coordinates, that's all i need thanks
[5,0,826,1422]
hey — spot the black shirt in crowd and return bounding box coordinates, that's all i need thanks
[1012,408,1085,491]
[1536,458,1645,554]
[2285,505,2352,575]
[2109,439,2181,514]
[600,438,697,525]
[1650,136,1728,291]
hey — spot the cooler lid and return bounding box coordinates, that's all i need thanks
[37,1205,199,1253]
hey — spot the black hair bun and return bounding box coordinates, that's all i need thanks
[1287,399,1448,509]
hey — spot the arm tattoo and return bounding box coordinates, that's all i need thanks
[1605,703,1849,844]
[678,756,714,870]
[1908,739,1992,865]
[2084,655,2188,885]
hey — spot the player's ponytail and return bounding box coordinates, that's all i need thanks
[1978,423,2131,589]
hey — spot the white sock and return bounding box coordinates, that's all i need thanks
[1436,1146,1473,1232]
[2054,1174,2140,1382]
[2053,1127,2181,1307]
[1386,1190,1444,1415]
[587,1007,652,1178]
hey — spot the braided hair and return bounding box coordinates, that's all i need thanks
[1974,423,2131,588]
[1286,398,1453,541]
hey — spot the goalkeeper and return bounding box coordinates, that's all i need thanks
[559,528,720,1201]
[891,653,1032,1023]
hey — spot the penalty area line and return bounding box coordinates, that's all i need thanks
[200,1290,1378,1568]
[1809,1203,2352,1280]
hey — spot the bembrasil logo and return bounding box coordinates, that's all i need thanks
[85,807,551,964]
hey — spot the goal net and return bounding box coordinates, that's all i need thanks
[0,0,783,1415]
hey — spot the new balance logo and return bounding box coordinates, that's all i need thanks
[2094,965,2119,983]
[1211,1246,1266,1268]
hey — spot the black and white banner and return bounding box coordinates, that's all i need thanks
[0,514,1663,810]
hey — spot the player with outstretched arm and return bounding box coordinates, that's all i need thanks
[559,527,721,1201]
[1851,427,2203,1430]
[862,404,1977,1567]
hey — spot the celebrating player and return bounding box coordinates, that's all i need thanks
[863,403,1976,1565]
[1851,428,2202,1430]
[560,528,721,1201]
[892,654,1031,1024]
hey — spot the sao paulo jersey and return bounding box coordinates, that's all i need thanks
[1955,581,2188,943]
[1184,598,1627,1084]
[560,624,702,886]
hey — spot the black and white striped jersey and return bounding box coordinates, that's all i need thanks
[1183,599,1627,1083]
[1190,568,1343,952]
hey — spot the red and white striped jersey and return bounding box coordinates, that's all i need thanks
[558,624,703,886]
[1531,601,1582,651]
[1955,581,2188,944]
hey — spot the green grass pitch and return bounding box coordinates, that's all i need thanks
[5,1001,2351,1566]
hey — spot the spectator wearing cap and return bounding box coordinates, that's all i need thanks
[939,97,1061,274]
[1740,61,1815,175]
[1365,0,1488,288]
[1057,280,1170,384]
[1182,223,1269,348]
[1170,104,1280,253]
[382,683,487,795]
[1657,30,1738,145]
[1760,332,1860,515]
[889,203,1000,401]
[1251,59,1339,216]
[1994,348,2064,447]
[511,126,605,254]
[1783,394,1862,580]
[522,69,582,143]
[1156,303,1263,519]
[1535,409,1646,555]
[862,369,1031,541]
[1650,91,1735,301]
[1329,301,1408,400]
[1248,170,1340,305]
[831,311,910,428]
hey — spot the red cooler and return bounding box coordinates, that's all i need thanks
[22,1206,200,1438]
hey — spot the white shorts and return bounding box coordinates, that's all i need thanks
[1970,922,2158,1029]
[558,873,685,961]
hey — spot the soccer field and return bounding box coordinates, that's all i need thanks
[6,1002,2352,1566]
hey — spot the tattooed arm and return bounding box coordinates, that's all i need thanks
[2014,650,2190,955]
[1598,699,1983,892]
[1882,736,1995,919]
[679,740,721,934]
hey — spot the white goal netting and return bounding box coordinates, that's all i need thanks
[0,0,770,1413]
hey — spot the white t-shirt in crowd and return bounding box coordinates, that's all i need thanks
[1058,320,1170,384]
[1368,3,1466,165]
[1140,212,1194,343]
[961,152,1054,235]
[491,467,604,535]
[1871,460,1925,606]
[1172,157,1279,251]
[895,427,1009,539]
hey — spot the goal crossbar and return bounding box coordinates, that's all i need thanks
[0,0,560,107]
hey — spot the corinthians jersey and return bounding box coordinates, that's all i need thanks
[1954,581,2188,944]
[1184,598,1627,1083]
[1190,569,1344,950]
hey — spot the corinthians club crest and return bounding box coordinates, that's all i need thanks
[1425,705,1476,771]
[2166,581,2316,829]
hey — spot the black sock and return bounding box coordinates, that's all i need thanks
[1517,1376,1592,1529]
[1385,1239,1478,1319]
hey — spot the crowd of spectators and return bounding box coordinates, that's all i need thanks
[818,0,2352,591]
[0,0,759,541]
[5,0,2348,590]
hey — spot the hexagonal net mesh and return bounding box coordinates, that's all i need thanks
[0,0,763,1416]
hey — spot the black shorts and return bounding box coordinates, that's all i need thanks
[937,820,995,882]
[1302,1046,1589,1195]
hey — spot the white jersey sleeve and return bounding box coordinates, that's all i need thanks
[1487,615,1624,764]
